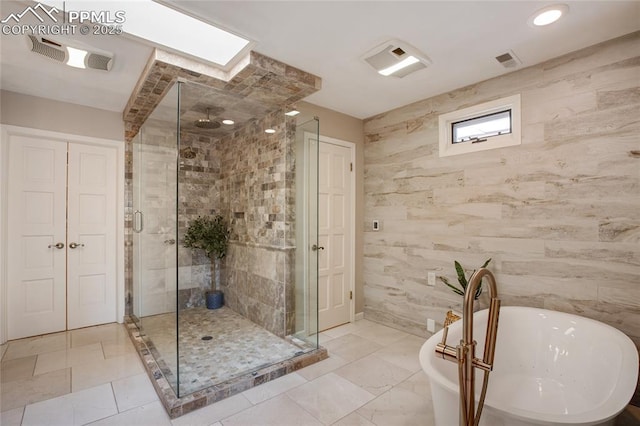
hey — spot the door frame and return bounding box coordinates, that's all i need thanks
[0,124,125,344]
[318,134,356,325]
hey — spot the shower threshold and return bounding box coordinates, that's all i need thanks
[124,308,327,418]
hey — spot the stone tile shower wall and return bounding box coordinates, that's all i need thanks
[218,109,298,337]
[176,131,222,308]
[122,49,320,327]
[174,113,298,339]
[127,109,297,336]
[363,33,640,345]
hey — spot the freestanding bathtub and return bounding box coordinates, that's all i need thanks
[419,306,639,426]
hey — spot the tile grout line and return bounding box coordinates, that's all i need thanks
[69,363,73,395]
[31,353,38,378]
[282,392,325,426]
[296,372,377,426]
[109,380,121,414]
[244,372,309,406]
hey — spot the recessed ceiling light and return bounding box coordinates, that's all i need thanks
[222,119,234,125]
[529,4,568,27]
[265,128,276,134]
[285,109,300,117]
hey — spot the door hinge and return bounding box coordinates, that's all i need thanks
[350,291,353,300]
[350,162,353,172]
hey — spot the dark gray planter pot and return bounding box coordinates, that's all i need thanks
[206,290,224,309]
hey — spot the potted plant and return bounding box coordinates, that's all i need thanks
[183,215,230,309]
[439,258,492,300]
[438,258,492,323]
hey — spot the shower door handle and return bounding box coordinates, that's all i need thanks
[133,210,144,233]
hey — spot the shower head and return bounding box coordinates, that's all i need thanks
[194,108,220,129]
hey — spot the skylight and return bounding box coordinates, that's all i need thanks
[44,1,250,67]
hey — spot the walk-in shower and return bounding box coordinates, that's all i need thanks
[129,78,324,414]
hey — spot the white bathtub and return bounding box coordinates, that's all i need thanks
[419,306,639,426]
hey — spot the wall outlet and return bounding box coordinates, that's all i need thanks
[427,272,436,286]
[372,219,380,231]
[427,318,435,333]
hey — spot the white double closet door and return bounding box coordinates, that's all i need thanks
[7,136,117,340]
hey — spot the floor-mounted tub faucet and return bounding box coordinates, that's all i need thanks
[435,268,501,426]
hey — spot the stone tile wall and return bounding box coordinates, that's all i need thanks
[126,103,299,337]
[123,49,320,333]
[128,110,298,338]
[217,108,298,336]
[123,50,321,142]
[176,131,223,308]
[363,33,640,347]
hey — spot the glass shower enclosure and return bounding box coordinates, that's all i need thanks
[131,80,320,398]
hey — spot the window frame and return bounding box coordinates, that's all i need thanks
[438,94,521,157]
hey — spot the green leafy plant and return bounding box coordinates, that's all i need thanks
[439,258,492,300]
[183,215,230,259]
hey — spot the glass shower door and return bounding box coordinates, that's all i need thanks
[294,117,320,346]
[132,83,180,394]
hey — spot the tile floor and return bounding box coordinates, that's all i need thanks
[139,307,314,395]
[1,319,639,426]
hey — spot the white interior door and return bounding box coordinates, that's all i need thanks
[7,136,67,339]
[67,143,117,329]
[318,140,353,331]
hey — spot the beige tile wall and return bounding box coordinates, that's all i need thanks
[362,32,640,346]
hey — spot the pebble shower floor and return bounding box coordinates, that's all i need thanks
[139,306,314,395]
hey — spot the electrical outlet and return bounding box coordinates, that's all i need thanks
[427,318,435,333]
[427,272,436,286]
[372,219,380,231]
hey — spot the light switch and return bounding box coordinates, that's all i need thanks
[427,272,436,286]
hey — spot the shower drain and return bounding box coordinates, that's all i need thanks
[201,336,213,341]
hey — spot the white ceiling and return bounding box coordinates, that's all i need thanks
[1,1,639,120]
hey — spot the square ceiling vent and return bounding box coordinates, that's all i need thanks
[363,39,431,78]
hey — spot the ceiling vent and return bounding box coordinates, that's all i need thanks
[26,35,113,71]
[495,50,522,69]
[363,39,431,78]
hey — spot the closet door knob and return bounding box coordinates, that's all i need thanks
[48,242,65,249]
[69,242,85,249]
